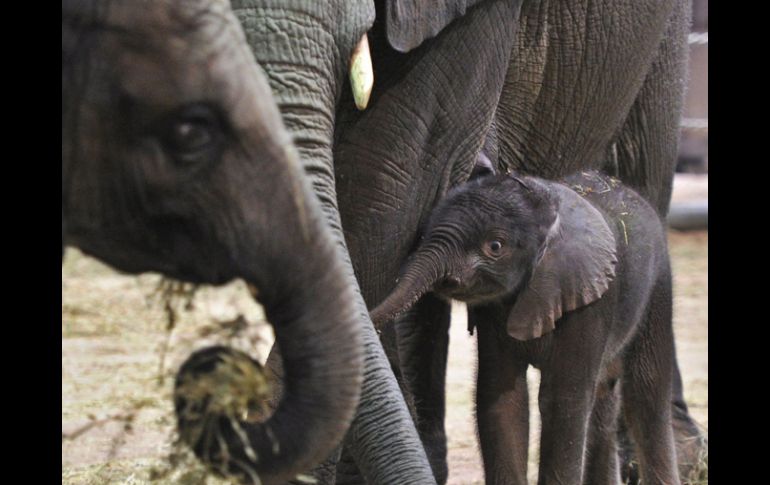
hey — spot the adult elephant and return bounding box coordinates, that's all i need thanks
[232,0,704,483]
[62,0,704,484]
[62,2,365,484]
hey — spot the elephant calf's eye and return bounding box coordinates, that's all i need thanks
[484,240,504,257]
[162,104,224,166]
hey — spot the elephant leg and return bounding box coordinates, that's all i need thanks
[610,0,689,217]
[536,312,606,485]
[584,367,623,485]
[395,294,451,485]
[394,294,452,484]
[334,317,423,485]
[473,307,529,485]
[621,277,680,485]
[337,298,450,485]
[608,1,706,478]
[617,413,640,484]
[670,343,707,483]
[537,376,595,485]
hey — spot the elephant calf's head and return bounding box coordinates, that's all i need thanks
[371,171,618,341]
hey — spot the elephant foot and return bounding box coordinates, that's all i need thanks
[423,437,448,485]
[619,406,707,485]
[673,407,708,484]
[619,453,639,485]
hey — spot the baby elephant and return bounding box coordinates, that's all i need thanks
[371,170,680,485]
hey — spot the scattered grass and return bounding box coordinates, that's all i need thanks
[62,247,274,484]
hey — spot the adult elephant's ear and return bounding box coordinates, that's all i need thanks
[384,0,487,52]
[506,182,618,341]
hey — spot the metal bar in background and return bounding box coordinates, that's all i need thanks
[668,201,708,231]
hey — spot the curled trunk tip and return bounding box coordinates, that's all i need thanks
[370,247,448,328]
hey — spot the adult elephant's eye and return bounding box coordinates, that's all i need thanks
[163,104,224,166]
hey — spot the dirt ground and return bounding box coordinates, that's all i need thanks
[62,187,707,484]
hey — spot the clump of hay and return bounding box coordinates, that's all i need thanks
[64,274,276,483]
[173,346,274,484]
[175,347,272,426]
[151,278,276,484]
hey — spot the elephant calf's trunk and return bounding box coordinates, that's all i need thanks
[370,246,448,327]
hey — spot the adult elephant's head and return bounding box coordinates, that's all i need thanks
[62,1,362,484]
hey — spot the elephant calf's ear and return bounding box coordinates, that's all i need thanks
[506,183,618,341]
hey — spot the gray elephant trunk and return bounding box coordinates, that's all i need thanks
[370,243,454,327]
[174,150,363,485]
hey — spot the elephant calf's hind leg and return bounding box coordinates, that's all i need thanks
[622,280,681,485]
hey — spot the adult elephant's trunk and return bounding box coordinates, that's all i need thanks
[232,2,437,483]
[370,244,452,327]
[175,138,363,485]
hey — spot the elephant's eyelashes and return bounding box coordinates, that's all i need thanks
[483,240,504,258]
[162,104,224,166]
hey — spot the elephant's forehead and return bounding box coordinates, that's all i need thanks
[442,178,527,215]
[432,194,525,235]
[66,0,239,65]
[69,2,258,113]
[88,1,226,32]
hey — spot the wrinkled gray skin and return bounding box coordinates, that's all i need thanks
[62,2,364,484]
[232,0,703,483]
[331,1,700,483]
[371,171,681,484]
[64,0,704,483]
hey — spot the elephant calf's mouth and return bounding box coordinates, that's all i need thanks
[435,280,478,302]
[435,280,505,305]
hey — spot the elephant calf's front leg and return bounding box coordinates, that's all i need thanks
[536,374,596,485]
[475,315,530,485]
[536,315,606,485]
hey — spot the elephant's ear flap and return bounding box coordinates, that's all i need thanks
[506,184,618,341]
[384,0,486,52]
[470,150,497,179]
